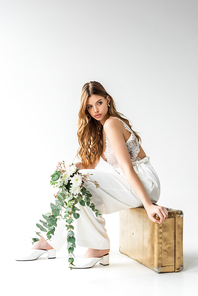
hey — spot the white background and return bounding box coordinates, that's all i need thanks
[1,0,198,294]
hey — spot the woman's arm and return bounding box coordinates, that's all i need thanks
[103,118,168,224]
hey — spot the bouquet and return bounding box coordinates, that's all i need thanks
[32,161,101,269]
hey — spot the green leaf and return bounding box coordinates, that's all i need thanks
[95,210,101,217]
[67,236,75,244]
[50,227,55,235]
[90,203,95,210]
[67,231,74,237]
[55,199,62,208]
[39,220,48,228]
[47,233,52,240]
[32,238,39,244]
[84,196,91,204]
[77,195,82,202]
[67,242,73,249]
[48,218,57,227]
[79,200,85,206]
[68,257,74,264]
[57,199,64,206]
[64,208,71,214]
[73,213,80,219]
[50,203,57,211]
[53,209,60,216]
[66,224,74,230]
[42,214,49,221]
[86,192,92,198]
[68,247,74,254]
[36,223,47,232]
[66,218,73,224]
[51,171,61,181]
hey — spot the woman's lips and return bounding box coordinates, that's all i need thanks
[95,114,101,118]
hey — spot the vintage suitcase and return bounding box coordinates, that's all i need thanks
[119,207,183,273]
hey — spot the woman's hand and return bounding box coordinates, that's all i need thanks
[74,161,98,170]
[145,204,169,224]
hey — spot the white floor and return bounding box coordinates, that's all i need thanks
[3,239,198,296]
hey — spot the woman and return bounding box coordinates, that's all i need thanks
[16,81,168,268]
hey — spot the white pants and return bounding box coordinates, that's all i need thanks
[45,156,160,251]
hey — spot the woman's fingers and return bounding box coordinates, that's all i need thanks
[146,205,169,224]
[154,206,169,224]
[150,214,161,224]
[159,206,169,219]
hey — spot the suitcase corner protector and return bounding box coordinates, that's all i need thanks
[176,265,184,272]
[153,266,162,273]
[179,210,183,218]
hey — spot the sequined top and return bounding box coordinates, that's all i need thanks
[101,117,141,170]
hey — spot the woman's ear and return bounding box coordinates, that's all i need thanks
[106,95,110,104]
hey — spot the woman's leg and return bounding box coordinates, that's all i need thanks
[31,159,160,258]
[76,161,160,256]
[32,236,53,250]
[83,248,110,258]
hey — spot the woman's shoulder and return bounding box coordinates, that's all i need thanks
[104,116,131,133]
[104,116,125,125]
[103,116,122,130]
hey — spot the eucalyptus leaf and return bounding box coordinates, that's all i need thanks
[68,247,74,253]
[79,200,85,206]
[32,238,39,244]
[36,223,47,232]
[66,218,73,224]
[67,231,75,237]
[67,242,73,249]
[42,214,49,221]
[67,236,75,244]
[66,224,74,230]
[73,213,80,219]
[68,257,74,264]
[50,203,57,211]
[39,220,48,228]
[51,171,61,181]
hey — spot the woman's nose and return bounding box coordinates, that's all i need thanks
[93,105,99,112]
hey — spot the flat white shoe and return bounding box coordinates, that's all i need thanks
[15,249,56,261]
[70,253,109,269]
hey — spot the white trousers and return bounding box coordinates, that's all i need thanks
[45,156,160,251]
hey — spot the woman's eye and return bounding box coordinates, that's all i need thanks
[98,101,102,105]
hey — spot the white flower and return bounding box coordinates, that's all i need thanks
[70,185,81,195]
[67,165,77,176]
[62,171,70,185]
[70,174,82,187]
[57,179,64,187]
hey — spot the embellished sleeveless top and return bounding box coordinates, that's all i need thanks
[101,117,141,170]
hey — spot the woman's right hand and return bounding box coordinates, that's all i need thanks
[74,161,98,170]
[145,204,169,224]
[74,162,85,170]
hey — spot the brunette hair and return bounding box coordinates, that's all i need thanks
[73,81,141,168]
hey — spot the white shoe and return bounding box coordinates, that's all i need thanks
[15,249,56,261]
[70,253,109,269]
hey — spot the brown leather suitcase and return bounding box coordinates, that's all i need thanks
[119,207,183,273]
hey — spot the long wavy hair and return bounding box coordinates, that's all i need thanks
[73,81,141,169]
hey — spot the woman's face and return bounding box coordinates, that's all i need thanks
[86,94,110,124]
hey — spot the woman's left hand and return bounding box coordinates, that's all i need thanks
[145,204,169,224]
